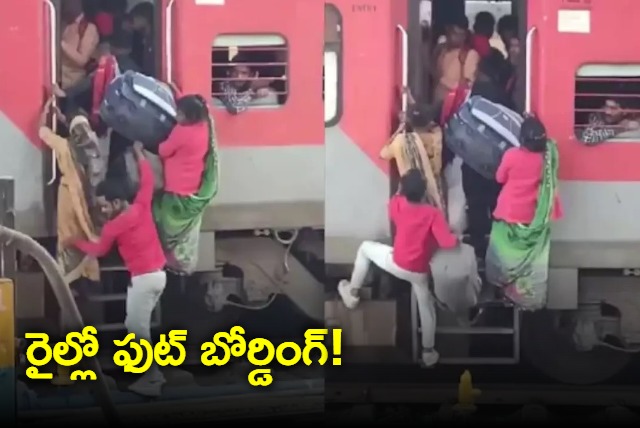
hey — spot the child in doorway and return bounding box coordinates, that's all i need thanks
[337,169,458,367]
[66,142,167,397]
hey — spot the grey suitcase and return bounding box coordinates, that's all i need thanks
[444,96,523,180]
[100,71,177,151]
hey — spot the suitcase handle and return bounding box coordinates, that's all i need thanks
[121,71,134,86]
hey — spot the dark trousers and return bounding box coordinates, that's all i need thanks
[461,164,501,258]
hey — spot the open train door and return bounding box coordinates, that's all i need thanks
[325,0,410,266]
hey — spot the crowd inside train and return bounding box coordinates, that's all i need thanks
[336,11,565,367]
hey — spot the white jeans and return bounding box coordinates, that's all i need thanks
[350,241,436,349]
[126,270,166,343]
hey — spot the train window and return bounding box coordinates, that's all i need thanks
[575,64,640,144]
[324,5,342,126]
[211,34,288,112]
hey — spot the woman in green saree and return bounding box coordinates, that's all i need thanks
[153,94,219,274]
[485,116,563,310]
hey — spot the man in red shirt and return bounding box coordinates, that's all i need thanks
[68,142,167,397]
[337,169,458,367]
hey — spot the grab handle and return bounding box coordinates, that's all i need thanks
[44,0,57,186]
[396,24,409,114]
[165,0,176,84]
[525,26,537,113]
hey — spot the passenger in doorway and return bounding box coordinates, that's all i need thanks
[486,116,561,307]
[460,50,514,259]
[578,98,640,145]
[504,36,520,98]
[56,29,141,189]
[55,29,140,123]
[94,0,128,40]
[471,12,495,58]
[215,52,279,114]
[38,98,101,288]
[154,93,220,274]
[472,49,515,110]
[506,36,520,66]
[392,88,445,210]
[60,0,100,89]
[494,116,562,225]
[497,14,518,56]
[158,94,210,196]
[337,169,458,367]
[433,15,480,103]
[66,142,167,398]
[128,2,155,76]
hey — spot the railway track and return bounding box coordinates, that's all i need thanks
[20,382,323,426]
[17,364,323,425]
[326,382,640,407]
[325,382,640,423]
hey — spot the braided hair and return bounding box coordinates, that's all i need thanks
[520,116,548,153]
[176,94,209,125]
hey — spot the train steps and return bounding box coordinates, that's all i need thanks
[413,233,520,365]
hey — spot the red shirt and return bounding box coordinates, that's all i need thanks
[389,195,458,273]
[158,121,209,195]
[73,158,166,277]
[94,12,114,37]
[471,34,491,58]
[493,148,563,224]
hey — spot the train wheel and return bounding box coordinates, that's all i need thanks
[521,309,631,385]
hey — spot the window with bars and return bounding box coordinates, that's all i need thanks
[211,34,288,112]
[575,64,640,145]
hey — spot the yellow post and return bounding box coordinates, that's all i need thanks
[0,278,15,424]
[52,364,75,386]
[453,370,481,413]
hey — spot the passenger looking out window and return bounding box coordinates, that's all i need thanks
[578,98,640,145]
[214,52,279,115]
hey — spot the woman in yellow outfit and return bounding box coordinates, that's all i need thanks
[38,98,103,285]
